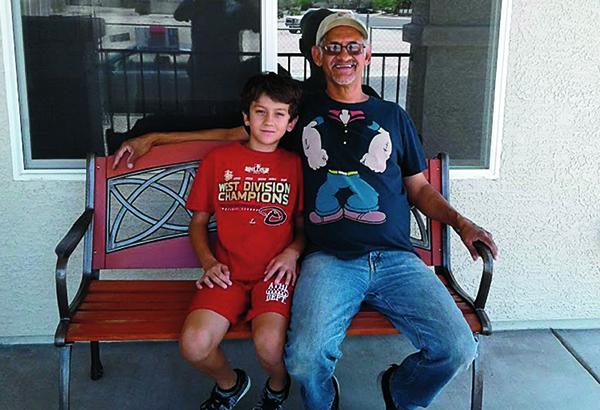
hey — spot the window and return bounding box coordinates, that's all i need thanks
[5,0,508,175]
[8,0,262,170]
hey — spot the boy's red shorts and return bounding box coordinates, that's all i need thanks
[187,279,294,325]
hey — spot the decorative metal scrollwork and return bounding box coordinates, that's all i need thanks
[106,162,215,252]
[410,206,431,250]
[106,162,429,253]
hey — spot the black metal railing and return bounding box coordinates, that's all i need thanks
[100,48,410,132]
[368,52,411,103]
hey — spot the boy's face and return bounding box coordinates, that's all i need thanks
[243,94,298,152]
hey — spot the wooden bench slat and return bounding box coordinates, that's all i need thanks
[66,318,399,342]
[89,280,195,292]
[73,307,476,325]
[72,310,188,323]
[85,293,195,303]
[79,296,472,314]
[79,302,191,311]
[67,322,193,342]
[84,279,470,300]
[90,278,461,293]
[66,321,258,342]
[66,307,481,343]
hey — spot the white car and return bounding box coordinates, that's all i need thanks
[284,8,353,34]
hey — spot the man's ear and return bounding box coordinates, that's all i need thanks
[287,116,299,132]
[242,111,250,127]
[365,45,372,66]
[311,46,323,67]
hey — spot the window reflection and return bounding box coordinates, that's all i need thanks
[17,0,261,162]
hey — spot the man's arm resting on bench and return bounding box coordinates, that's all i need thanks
[403,172,498,261]
[112,126,249,169]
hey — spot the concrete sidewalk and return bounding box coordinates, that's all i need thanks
[1,329,598,410]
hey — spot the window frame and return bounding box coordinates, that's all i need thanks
[450,0,512,180]
[2,0,510,181]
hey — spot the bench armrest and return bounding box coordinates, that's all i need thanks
[55,208,93,320]
[473,240,494,310]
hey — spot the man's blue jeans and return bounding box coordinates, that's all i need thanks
[284,250,478,410]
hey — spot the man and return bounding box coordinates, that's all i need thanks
[113,11,498,410]
[281,12,497,410]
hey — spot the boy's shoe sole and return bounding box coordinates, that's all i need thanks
[234,370,251,404]
[378,365,399,410]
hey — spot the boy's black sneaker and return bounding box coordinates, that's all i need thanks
[378,364,399,410]
[251,375,291,410]
[330,375,340,410]
[200,369,251,410]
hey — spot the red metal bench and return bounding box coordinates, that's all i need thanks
[54,140,493,410]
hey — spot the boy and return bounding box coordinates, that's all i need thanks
[180,72,304,410]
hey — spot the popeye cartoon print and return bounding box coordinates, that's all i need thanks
[302,109,392,225]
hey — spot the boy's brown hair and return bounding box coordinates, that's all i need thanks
[240,72,303,119]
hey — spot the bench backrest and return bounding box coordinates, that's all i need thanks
[91,141,448,270]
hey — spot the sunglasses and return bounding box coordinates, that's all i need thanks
[320,42,366,56]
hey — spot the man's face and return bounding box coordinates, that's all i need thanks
[312,26,371,87]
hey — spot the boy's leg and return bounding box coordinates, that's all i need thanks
[251,312,289,391]
[181,282,248,390]
[248,282,294,410]
[284,251,370,410]
[248,278,295,392]
[366,250,478,410]
[179,309,237,389]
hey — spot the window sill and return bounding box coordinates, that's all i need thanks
[12,168,86,182]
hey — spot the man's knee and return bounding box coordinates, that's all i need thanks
[285,337,337,379]
[440,330,478,370]
[284,342,314,378]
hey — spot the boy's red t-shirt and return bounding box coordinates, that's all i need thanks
[186,142,303,281]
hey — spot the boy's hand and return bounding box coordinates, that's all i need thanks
[264,249,299,286]
[197,261,232,289]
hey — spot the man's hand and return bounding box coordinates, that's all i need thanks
[197,260,232,289]
[111,135,156,170]
[456,219,498,261]
[264,248,299,286]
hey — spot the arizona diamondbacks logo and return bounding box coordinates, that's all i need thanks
[259,206,287,226]
[265,282,289,303]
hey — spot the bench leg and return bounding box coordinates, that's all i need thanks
[59,344,72,410]
[470,340,483,410]
[90,341,104,380]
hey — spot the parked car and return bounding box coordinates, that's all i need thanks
[284,8,353,33]
[103,47,192,114]
[284,8,317,33]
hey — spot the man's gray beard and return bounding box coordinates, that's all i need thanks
[331,73,357,85]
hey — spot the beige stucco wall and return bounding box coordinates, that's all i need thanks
[450,0,600,328]
[0,32,85,342]
[1,0,599,342]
